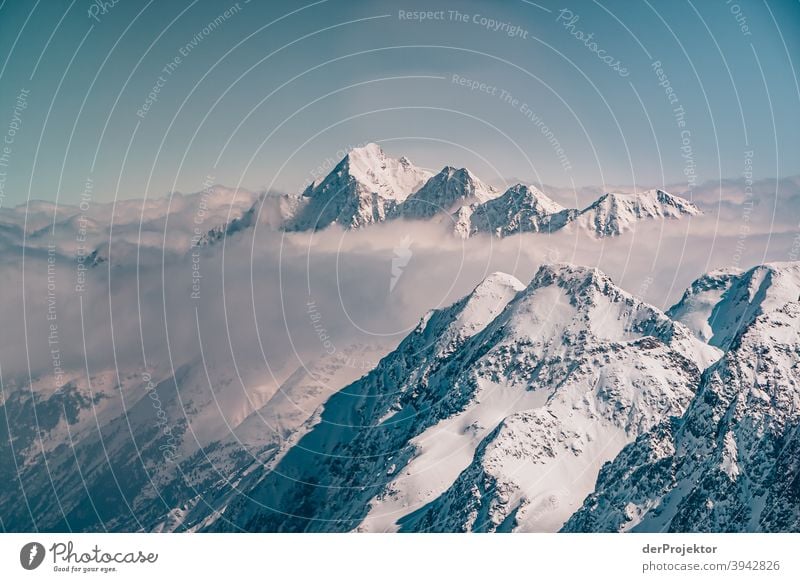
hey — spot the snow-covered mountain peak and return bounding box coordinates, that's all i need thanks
[592,189,697,211]
[343,143,389,192]
[335,142,431,202]
[504,183,565,214]
[395,165,499,220]
[435,165,491,190]
[413,271,525,358]
[695,261,800,348]
[287,144,432,229]
[667,267,744,341]
[451,186,701,239]
[401,265,719,398]
[577,189,701,237]
[347,141,384,160]
[471,271,526,296]
[274,150,704,236]
[450,183,573,238]
[525,262,631,314]
[666,261,800,348]
[206,263,715,533]
[705,266,745,279]
[564,276,800,533]
[648,188,700,210]
[508,263,720,369]
[530,262,606,289]
[450,272,525,337]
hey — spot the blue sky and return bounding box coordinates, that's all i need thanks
[0,0,798,206]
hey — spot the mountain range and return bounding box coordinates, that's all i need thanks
[0,142,795,534]
[0,143,702,267]
[220,143,701,242]
[207,264,718,532]
[207,261,799,533]
[564,263,800,532]
[3,258,797,532]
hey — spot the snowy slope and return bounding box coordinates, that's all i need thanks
[206,264,716,532]
[686,262,800,349]
[394,167,499,220]
[203,271,526,531]
[273,144,699,237]
[454,184,576,238]
[667,267,743,341]
[576,189,701,237]
[287,143,432,230]
[564,266,800,532]
[451,187,698,239]
[366,265,719,532]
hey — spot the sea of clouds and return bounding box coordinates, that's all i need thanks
[0,174,797,399]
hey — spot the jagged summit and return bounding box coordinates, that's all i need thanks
[447,271,526,339]
[563,260,800,533]
[530,262,607,287]
[287,143,432,230]
[282,144,702,236]
[669,262,800,348]
[564,292,800,533]
[206,262,715,533]
[490,263,720,369]
[667,267,744,341]
[455,184,575,237]
[577,189,701,237]
[505,183,565,214]
[195,142,701,240]
[394,166,499,220]
[335,143,431,202]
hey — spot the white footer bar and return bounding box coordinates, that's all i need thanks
[1,533,797,581]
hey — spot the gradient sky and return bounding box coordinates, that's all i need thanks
[0,0,799,206]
